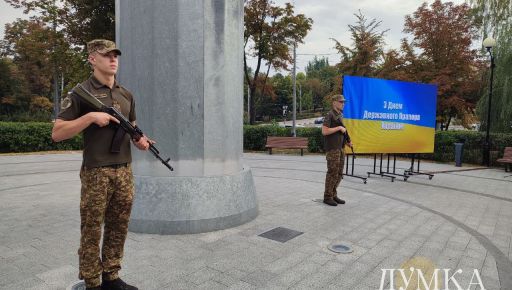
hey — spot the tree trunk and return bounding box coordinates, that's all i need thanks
[445,115,452,131]
[249,83,257,124]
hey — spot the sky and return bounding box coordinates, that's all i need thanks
[0,1,29,36]
[1,0,466,74]
[266,0,466,74]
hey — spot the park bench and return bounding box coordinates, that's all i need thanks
[497,147,512,172]
[265,136,308,156]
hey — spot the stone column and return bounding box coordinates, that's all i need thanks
[116,0,258,234]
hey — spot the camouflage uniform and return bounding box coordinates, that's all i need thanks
[323,94,351,202]
[57,39,137,288]
[324,149,345,199]
[79,165,134,286]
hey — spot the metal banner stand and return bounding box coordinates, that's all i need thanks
[367,154,396,182]
[344,151,368,184]
[404,154,434,180]
[380,154,410,181]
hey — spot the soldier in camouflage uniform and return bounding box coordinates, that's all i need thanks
[52,39,151,290]
[322,95,353,206]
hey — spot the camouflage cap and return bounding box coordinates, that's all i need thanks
[87,39,122,55]
[330,94,346,102]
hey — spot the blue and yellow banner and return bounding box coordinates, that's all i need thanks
[342,75,437,153]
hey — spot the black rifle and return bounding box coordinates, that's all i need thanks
[340,119,354,157]
[72,84,174,171]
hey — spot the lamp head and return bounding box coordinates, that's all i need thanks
[483,37,496,51]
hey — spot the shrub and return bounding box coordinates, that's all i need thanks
[0,122,82,153]
[296,127,324,152]
[2,121,511,167]
[244,125,512,165]
[423,130,512,166]
[243,125,289,151]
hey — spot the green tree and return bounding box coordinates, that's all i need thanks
[0,58,29,117]
[375,49,408,81]
[304,57,339,110]
[4,0,115,44]
[305,56,329,79]
[2,0,104,120]
[331,11,388,77]
[471,0,512,132]
[2,19,54,97]
[304,78,328,111]
[252,73,277,121]
[271,73,292,109]
[1,19,85,105]
[244,0,312,124]
[62,0,115,44]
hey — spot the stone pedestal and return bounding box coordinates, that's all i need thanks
[116,0,258,234]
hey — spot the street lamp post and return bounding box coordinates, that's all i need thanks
[482,37,496,167]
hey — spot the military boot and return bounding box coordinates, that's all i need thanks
[101,278,138,290]
[333,196,345,204]
[323,198,337,206]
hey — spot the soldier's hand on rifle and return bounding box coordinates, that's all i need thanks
[89,112,119,127]
[133,135,152,151]
[347,142,353,149]
[338,126,346,133]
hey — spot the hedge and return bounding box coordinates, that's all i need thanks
[0,122,82,153]
[2,122,511,166]
[244,125,512,166]
[423,130,512,166]
[243,125,325,153]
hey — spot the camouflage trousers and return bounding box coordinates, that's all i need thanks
[324,149,345,199]
[78,164,134,287]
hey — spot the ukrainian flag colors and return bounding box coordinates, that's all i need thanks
[343,76,437,154]
[344,119,435,153]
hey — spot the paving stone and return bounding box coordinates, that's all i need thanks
[240,269,277,287]
[2,152,512,290]
[35,265,77,289]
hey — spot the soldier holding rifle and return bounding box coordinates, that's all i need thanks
[322,94,353,207]
[52,39,148,290]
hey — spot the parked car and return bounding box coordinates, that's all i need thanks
[314,117,324,124]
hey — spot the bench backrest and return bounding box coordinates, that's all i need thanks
[503,147,512,159]
[266,136,308,147]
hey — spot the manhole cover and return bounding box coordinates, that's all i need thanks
[328,243,353,254]
[67,280,86,290]
[258,227,303,243]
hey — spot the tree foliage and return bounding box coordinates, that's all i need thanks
[244,0,312,124]
[2,19,54,97]
[304,57,338,110]
[330,4,485,131]
[331,11,388,77]
[402,0,484,130]
[1,0,114,121]
[471,0,512,133]
[0,57,29,117]
[4,0,115,44]
[330,12,407,98]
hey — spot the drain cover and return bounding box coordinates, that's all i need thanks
[258,227,303,243]
[328,243,353,254]
[67,280,86,290]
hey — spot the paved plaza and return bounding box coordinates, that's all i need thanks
[1,152,511,290]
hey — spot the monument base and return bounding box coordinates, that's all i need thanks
[129,168,258,234]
